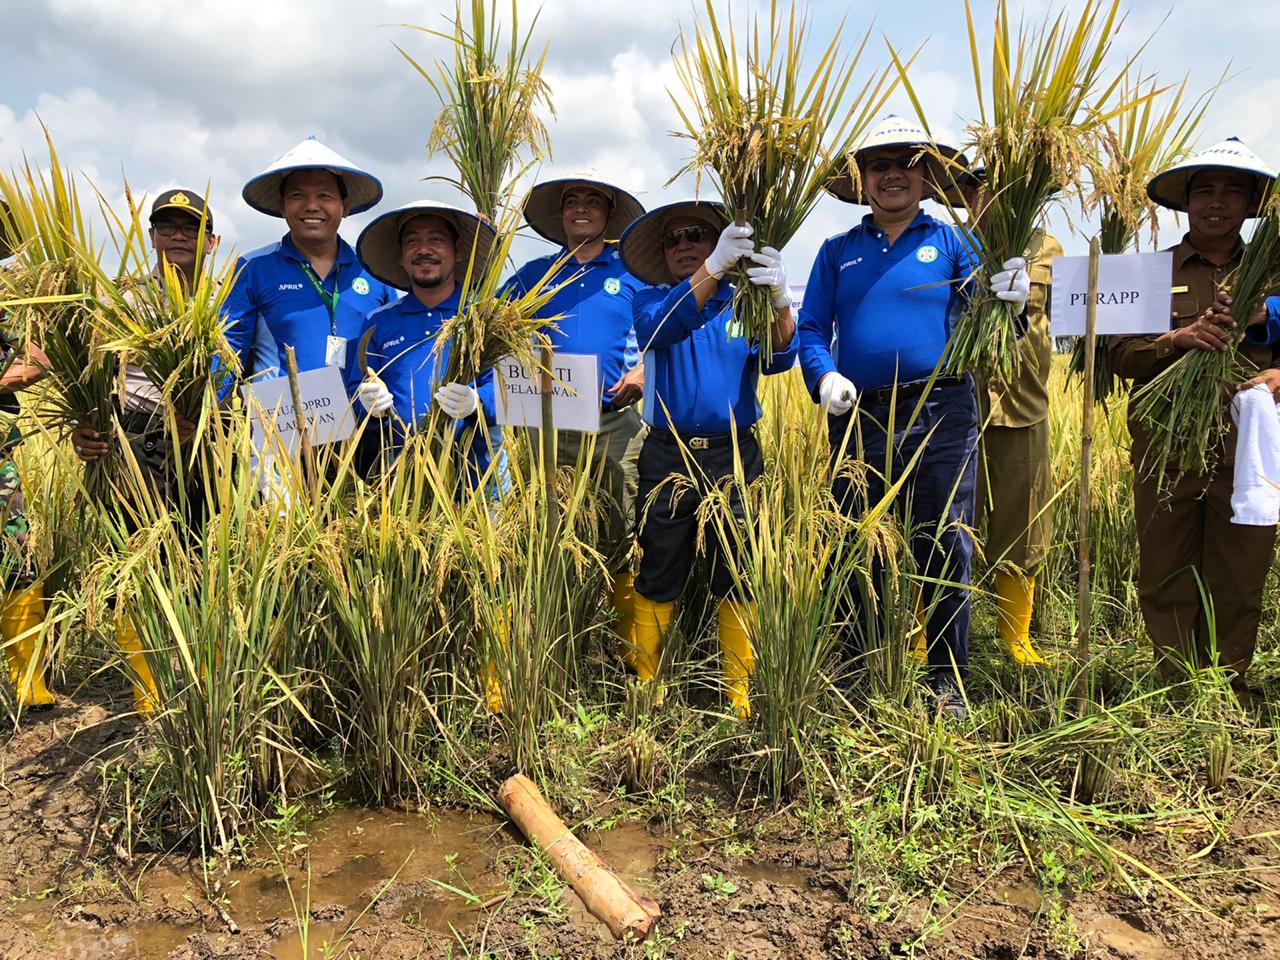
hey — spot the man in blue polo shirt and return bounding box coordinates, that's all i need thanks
[620,200,795,718]
[506,172,647,645]
[349,200,504,492]
[800,116,1030,718]
[223,137,395,389]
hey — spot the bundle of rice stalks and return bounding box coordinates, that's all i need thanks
[903,0,1139,383]
[397,0,553,221]
[1072,74,1215,403]
[0,133,115,499]
[669,0,897,363]
[89,187,240,424]
[1130,178,1280,478]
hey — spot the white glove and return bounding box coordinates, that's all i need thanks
[745,246,794,309]
[988,257,1030,312]
[704,222,755,279]
[818,372,857,416]
[435,382,479,419]
[357,375,394,417]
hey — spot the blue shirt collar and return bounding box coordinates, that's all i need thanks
[857,210,934,236]
[398,285,463,315]
[279,232,357,268]
[556,244,615,267]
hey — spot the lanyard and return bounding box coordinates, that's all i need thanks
[299,261,340,336]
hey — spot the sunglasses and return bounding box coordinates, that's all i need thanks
[661,225,713,249]
[865,156,921,175]
[152,220,206,239]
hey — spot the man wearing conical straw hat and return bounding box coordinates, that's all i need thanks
[507,172,648,648]
[799,115,1032,720]
[952,164,1062,669]
[618,199,794,718]
[223,137,396,386]
[350,200,506,491]
[1110,137,1280,694]
[0,202,55,713]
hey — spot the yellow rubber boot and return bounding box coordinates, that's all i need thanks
[611,572,636,643]
[484,612,508,716]
[627,595,673,682]
[908,591,927,663]
[994,570,1046,667]
[2,584,54,710]
[116,610,159,715]
[718,599,755,720]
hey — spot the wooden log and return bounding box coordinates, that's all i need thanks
[497,773,661,941]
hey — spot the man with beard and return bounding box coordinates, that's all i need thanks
[349,201,503,489]
[798,116,1031,719]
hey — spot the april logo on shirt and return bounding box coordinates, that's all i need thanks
[916,245,939,263]
[352,278,371,295]
[603,277,622,295]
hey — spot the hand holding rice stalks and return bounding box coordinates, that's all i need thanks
[1072,73,1216,404]
[1130,181,1280,480]
[397,0,554,221]
[669,0,897,364]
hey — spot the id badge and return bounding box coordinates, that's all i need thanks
[325,335,348,368]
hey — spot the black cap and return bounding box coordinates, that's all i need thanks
[150,189,213,231]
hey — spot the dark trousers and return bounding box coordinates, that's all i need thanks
[634,428,763,603]
[830,378,979,676]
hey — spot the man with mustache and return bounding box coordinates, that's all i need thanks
[506,173,647,648]
[1110,138,1280,697]
[619,200,794,717]
[223,138,395,389]
[350,201,504,490]
[798,116,1031,719]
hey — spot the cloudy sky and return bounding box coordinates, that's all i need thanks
[2,0,1278,280]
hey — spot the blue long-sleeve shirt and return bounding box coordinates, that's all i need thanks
[352,289,504,485]
[506,246,642,407]
[223,233,395,382]
[635,279,797,435]
[797,211,978,395]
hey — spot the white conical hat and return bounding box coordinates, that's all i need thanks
[619,200,728,286]
[356,200,496,291]
[242,136,383,217]
[827,115,964,204]
[1147,137,1277,213]
[522,169,645,245]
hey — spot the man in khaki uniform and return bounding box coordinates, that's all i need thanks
[957,168,1061,666]
[1110,138,1280,690]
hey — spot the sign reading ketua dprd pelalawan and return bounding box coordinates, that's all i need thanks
[495,352,600,433]
[243,365,357,454]
[1050,251,1173,336]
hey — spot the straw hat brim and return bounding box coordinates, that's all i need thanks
[523,176,645,245]
[1147,164,1276,214]
[243,139,383,217]
[826,143,965,205]
[356,202,496,292]
[619,200,728,286]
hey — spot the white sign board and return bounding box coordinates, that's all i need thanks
[789,285,805,314]
[1050,251,1172,336]
[494,352,601,434]
[243,365,356,454]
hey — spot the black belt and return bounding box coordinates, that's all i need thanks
[647,425,753,451]
[863,375,968,407]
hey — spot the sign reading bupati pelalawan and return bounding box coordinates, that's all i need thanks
[1050,251,1173,336]
[494,352,601,434]
[243,365,357,454]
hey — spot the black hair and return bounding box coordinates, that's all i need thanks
[398,213,459,244]
[279,169,349,200]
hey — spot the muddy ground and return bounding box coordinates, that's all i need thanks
[4,682,1280,959]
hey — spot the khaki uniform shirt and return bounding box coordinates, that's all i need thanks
[983,228,1063,428]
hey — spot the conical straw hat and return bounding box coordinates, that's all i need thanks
[1147,137,1277,213]
[242,136,383,217]
[619,200,728,286]
[523,170,645,245]
[827,115,964,205]
[356,200,496,291]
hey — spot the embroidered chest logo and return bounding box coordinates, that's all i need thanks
[916,245,939,264]
[278,282,305,291]
[382,335,406,349]
[839,257,864,271]
[603,277,622,295]
[351,277,371,296]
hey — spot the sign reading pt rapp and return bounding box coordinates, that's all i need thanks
[494,352,601,434]
[243,365,356,455]
[1050,251,1172,336]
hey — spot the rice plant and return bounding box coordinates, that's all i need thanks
[669,0,898,362]
[396,0,553,221]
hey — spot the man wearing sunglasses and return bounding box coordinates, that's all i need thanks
[507,172,647,648]
[618,200,793,718]
[799,116,1031,720]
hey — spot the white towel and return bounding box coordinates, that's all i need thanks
[1230,383,1280,525]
